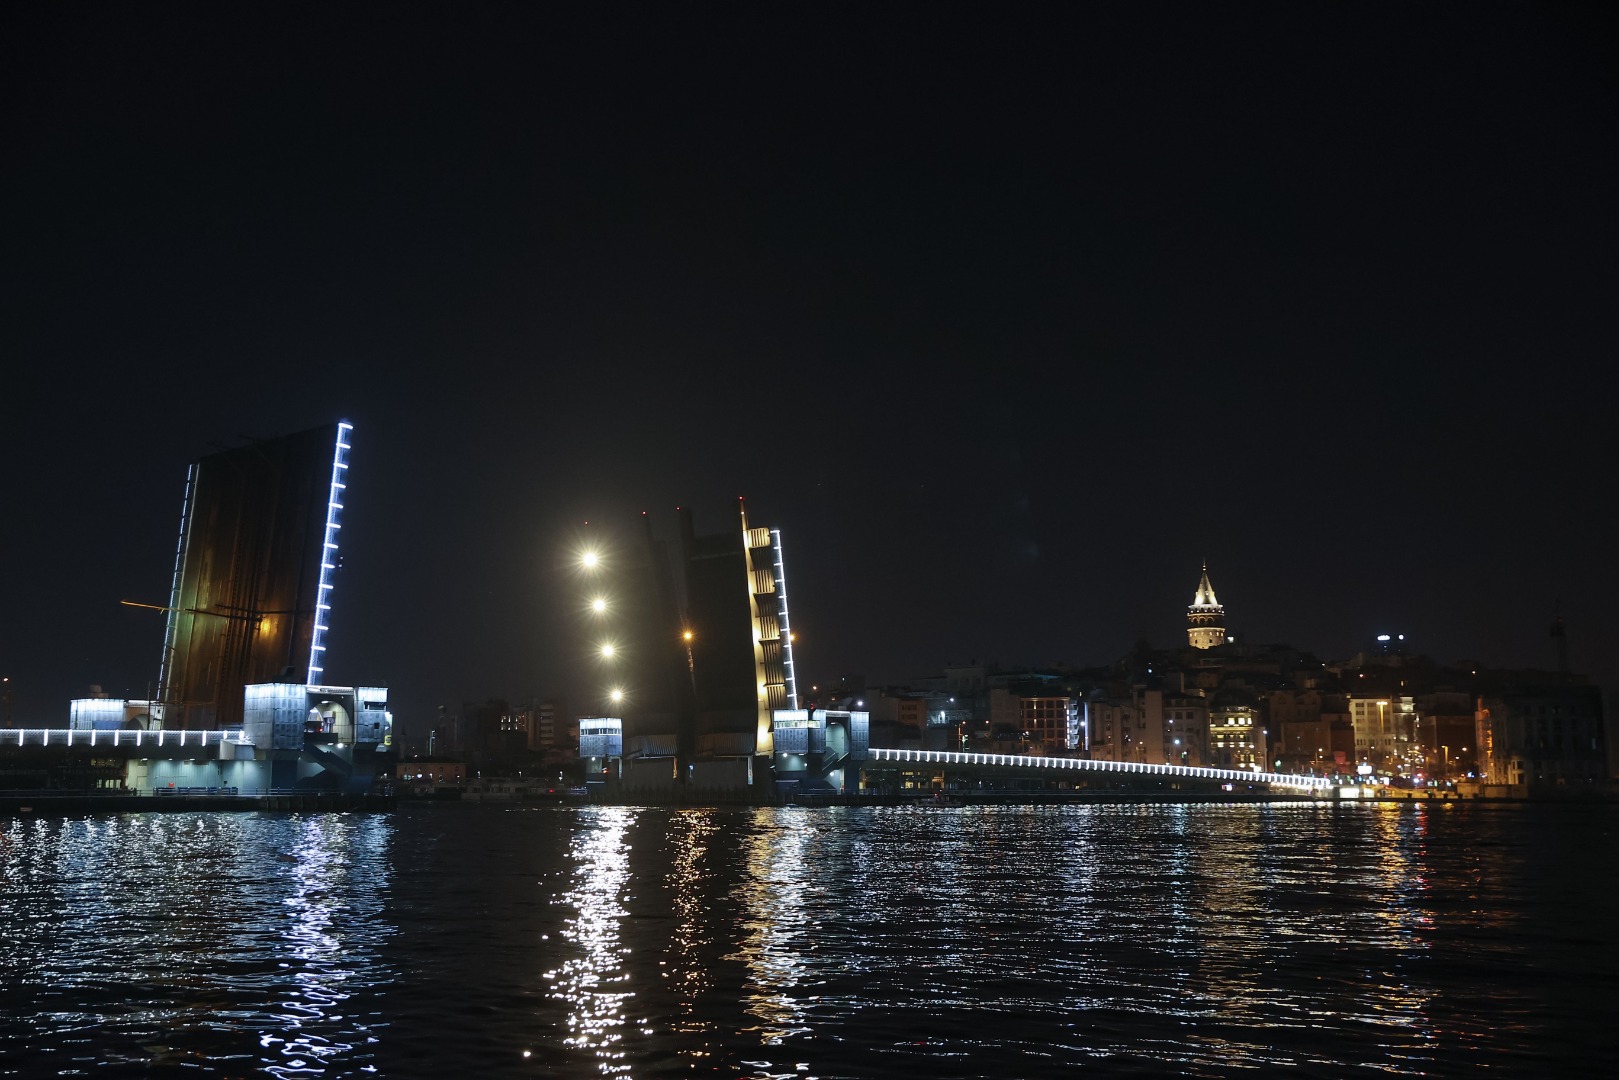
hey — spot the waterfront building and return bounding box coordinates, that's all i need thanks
[1085,691,1140,761]
[1162,692,1209,767]
[1187,565,1226,650]
[878,692,930,734]
[529,699,566,753]
[1416,690,1477,781]
[1208,702,1265,771]
[867,689,967,751]
[1029,694,1080,753]
[1348,694,1419,775]
[1084,685,1208,768]
[393,757,467,793]
[1475,681,1606,790]
[988,687,1079,753]
[1273,688,1354,774]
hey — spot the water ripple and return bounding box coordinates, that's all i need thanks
[3,802,1614,1077]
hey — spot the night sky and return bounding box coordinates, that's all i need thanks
[3,4,1614,730]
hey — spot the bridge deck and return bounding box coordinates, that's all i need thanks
[865,747,1332,790]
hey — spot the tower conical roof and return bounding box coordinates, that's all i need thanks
[1191,564,1220,609]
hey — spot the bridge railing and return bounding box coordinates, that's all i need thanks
[1,728,251,750]
[865,747,1333,790]
[147,786,349,797]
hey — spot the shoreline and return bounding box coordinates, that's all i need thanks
[0,792,396,815]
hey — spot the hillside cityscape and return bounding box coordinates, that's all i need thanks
[400,558,1609,798]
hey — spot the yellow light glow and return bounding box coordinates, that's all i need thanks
[580,550,600,570]
[682,629,693,642]
[591,597,607,614]
[599,643,615,658]
[609,688,624,704]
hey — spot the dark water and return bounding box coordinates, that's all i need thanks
[2,802,1616,1078]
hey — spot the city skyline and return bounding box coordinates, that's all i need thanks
[3,5,1613,724]
[1,440,1604,729]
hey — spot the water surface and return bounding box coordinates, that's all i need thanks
[2,802,1614,1077]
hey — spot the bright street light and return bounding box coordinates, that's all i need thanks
[590,597,607,614]
[580,550,600,570]
[609,688,624,704]
[599,643,615,658]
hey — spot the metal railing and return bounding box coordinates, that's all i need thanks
[2,728,249,750]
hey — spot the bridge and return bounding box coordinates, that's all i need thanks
[864,747,1334,792]
[753,710,1339,798]
[1,714,387,798]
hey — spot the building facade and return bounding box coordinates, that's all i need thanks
[1476,684,1606,789]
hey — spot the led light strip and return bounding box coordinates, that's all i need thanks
[865,746,1333,789]
[157,464,196,701]
[307,422,352,681]
[771,528,798,710]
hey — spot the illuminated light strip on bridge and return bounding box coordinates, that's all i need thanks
[157,463,196,700]
[770,528,799,710]
[8,729,250,750]
[865,747,1333,790]
[307,421,352,682]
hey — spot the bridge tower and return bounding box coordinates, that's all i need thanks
[1187,565,1225,650]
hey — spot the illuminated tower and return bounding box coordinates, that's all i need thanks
[1187,564,1225,650]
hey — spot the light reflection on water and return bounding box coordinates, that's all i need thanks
[732,809,814,1047]
[2,802,1613,1078]
[542,806,636,1075]
[261,816,393,1077]
[661,809,720,1065]
[0,811,394,1076]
